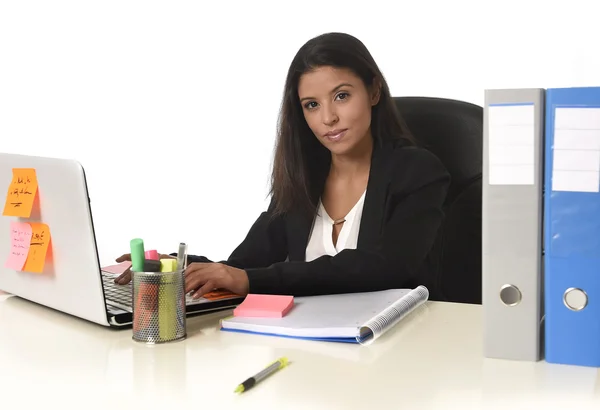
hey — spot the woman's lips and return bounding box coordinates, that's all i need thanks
[324,129,347,142]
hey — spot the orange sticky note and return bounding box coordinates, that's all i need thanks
[233,294,294,318]
[3,168,38,218]
[202,289,242,301]
[4,222,33,271]
[23,223,51,274]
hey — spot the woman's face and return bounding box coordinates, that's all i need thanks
[298,65,379,157]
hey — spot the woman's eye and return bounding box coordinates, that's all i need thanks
[336,92,349,101]
[304,101,318,109]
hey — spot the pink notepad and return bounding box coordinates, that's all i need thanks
[233,294,294,318]
[101,261,131,274]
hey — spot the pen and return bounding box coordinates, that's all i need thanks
[176,242,187,271]
[234,357,289,394]
[174,243,187,333]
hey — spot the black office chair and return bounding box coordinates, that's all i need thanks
[393,96,483,304]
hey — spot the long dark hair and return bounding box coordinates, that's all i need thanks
[270,32,414,217]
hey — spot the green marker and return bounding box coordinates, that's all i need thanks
[130,238,145,272]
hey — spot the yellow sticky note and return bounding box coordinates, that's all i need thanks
[3,168,39,218]
[23,223,51,274]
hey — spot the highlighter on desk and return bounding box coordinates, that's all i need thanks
[159,258,178,341]
[234,357,289,394]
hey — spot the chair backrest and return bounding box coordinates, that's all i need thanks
[393,96,483,304]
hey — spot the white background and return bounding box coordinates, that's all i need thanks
[1,0,598,266]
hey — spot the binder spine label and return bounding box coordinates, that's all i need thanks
[487,102,535,186]
[547,105,600,259]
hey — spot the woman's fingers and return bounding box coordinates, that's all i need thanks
[193,281,215,299]
[185,272,207,294]
[115,267,132,284]
[115,254,131,263]
[184,263,206,291]
[184,263,223,295]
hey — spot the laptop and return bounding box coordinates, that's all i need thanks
[0,153,244,327]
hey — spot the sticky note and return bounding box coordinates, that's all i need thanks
[3,168,39,218]
[203,289,242,301]
[101,261,131,274]
[22,222,51,273]
[4,222,33,271]
[233,294,294,318]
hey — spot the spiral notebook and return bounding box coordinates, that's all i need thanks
[220,286,429,345]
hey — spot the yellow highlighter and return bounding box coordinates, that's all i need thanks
[158,258,178,341]
[234,357,289,393]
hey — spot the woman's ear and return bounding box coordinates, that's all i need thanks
[370,77,382,106]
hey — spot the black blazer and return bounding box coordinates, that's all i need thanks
[188,139,451,298]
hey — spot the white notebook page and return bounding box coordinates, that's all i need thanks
[221,289,411,339]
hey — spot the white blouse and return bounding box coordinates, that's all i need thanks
[305,190,367,262]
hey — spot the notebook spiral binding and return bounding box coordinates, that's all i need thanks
[357,285,429,345]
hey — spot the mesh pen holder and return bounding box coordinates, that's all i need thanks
[132,269,187,344]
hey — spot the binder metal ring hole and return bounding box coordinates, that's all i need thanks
[499,284,521,306]
[563,288,588,311]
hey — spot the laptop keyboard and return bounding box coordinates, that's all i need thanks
[100,271,232,311]
[101,271,135,310]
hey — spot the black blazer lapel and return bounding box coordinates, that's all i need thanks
[286,139,395,261]
[357,139,395,251]
[286,210,313,261]
[286,167,325,261]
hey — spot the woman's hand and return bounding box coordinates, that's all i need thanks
[113,253,175,285]
[185,263,249,298]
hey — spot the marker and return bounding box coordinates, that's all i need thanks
[145,250,159,260]
[133,280,157,333]
[130,238,145,272]
[143,259,161,272]
[176,242,187,271]
[234,357,289,394]
[159,258,178,341]
[160,258,177,272]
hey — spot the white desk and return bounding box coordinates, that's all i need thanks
[0,293,598,410]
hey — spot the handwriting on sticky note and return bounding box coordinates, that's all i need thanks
[233,294,294,318]
[2,168,39,218]
[22,223,51,273]
[4,222,33,271]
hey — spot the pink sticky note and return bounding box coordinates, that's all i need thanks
[101,261,131,274]
[233,294,294,318]
[5,222,33,271]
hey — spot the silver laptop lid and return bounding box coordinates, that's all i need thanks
[0,153,110,326]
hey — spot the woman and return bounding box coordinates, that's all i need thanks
[115,32,450,300]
